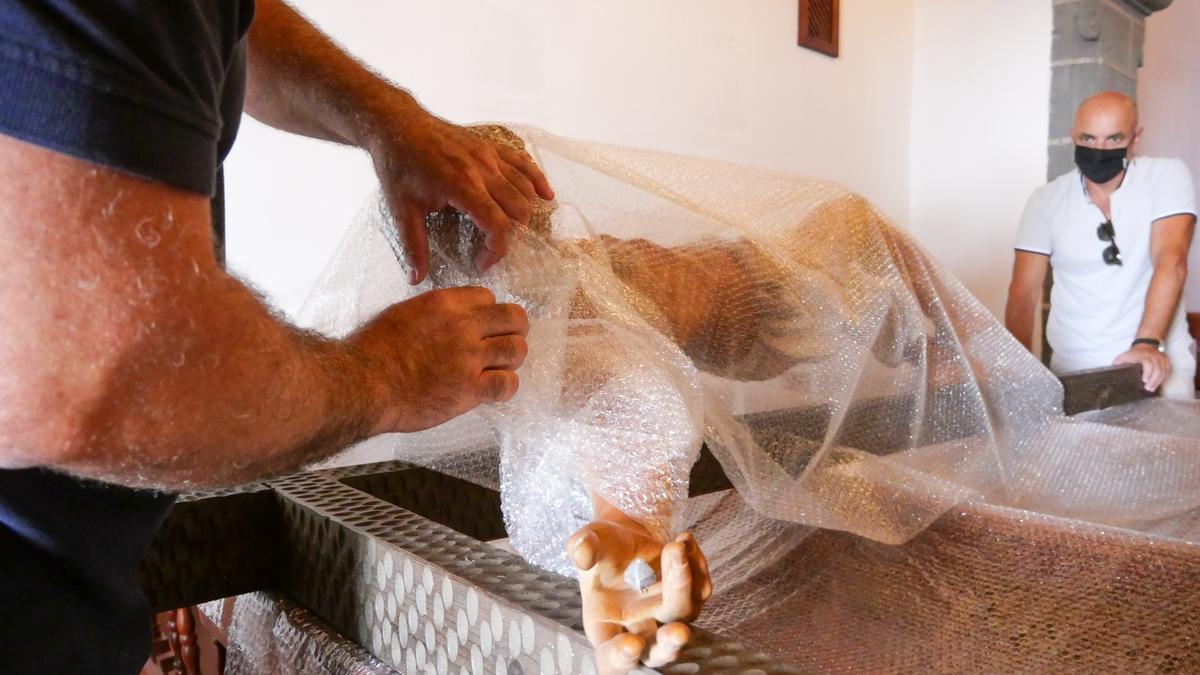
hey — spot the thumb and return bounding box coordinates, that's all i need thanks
[393,199,430,285]
[568,528,601,572]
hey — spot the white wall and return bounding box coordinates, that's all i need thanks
[908,0,1052,318]
[224,0,916,313]
[1138,0,1200,312]
[225,0,1054,322]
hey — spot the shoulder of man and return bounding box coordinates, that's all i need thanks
[1026,168,1078,211]
[1133,155,1191,180]
[0,1,252,196]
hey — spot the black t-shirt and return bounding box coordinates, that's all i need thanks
[0,2,254,672]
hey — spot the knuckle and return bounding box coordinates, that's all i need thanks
[486,237,510,257]
[508,165,532,184]
[494,337,517,362]
[511,154,535,172]
[454,318,481,343]
[421,288,448,308]
[504,303,528,324]
[460,360,483,385]
[502,337,526,363]
[471,360,487,381]
[447,151,476,173]
[465,172,490,194]
[502,372,519,400]
[495,202,514,222]
[489,215,512,233]
[512,200,533,222]
[476,147,501,166]
[479,373,505,402]
[455,285,492,305]
[474,286,498,304]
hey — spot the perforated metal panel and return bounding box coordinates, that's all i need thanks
[142,461,802,673]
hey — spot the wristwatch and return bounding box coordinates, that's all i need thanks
[1132,337,1166,353]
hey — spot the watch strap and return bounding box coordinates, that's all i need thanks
[1132,337,1165,352]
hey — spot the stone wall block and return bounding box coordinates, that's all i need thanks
[1049,63,1136,138]
[1132,20,1146,68]
[1074,1,1103,41]
[1049,144,1076,181]
[1098,2,1137,76]
[1053,1,1101,60]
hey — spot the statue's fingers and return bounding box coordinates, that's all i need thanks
[654,542,694,624]
[679,532,713,606]
[642,622,691,669]
[596,631,645,675]
[567,526,602,572]
[618,586,664,625]
[570,521,649,579]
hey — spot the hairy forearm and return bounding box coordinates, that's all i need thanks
[0,135,384,490]
[1,268,380,490]
[79,276,378,489]
[1137,259,1187,340]
[245,0,417,149]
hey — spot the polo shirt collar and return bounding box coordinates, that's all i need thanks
[1078,157,1136,202]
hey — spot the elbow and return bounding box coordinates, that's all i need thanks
[0,370,102,469]
[1006,276,1040,302]
[0,355,113,470]
[1152,257,1188,290]
[1,268,235,474]
[0,303,160,471]
[1003,285,1038,320]
[1160,245,1188,276]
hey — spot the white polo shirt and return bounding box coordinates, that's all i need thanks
[1015,156,1197,374]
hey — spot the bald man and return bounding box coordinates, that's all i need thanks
[1005,92,1197,399]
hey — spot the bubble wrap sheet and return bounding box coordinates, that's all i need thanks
[201,593,395,675]
[299,126,1200,669]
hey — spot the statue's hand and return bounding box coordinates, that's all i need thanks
[566,505,711,675]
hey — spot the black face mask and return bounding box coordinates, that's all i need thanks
[1075,145,1128,184]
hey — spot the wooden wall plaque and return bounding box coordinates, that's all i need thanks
[799,0,840,58]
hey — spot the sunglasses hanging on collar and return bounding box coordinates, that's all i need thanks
[1096,220,1122,266]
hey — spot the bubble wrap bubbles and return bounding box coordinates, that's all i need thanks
[298,125,1200,589]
